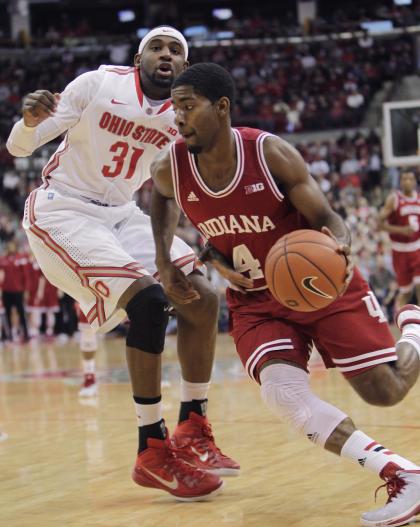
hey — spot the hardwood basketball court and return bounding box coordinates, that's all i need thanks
[1,332,419,527]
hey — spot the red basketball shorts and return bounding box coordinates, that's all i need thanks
[227,268,396,383]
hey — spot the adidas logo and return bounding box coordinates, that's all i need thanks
[358,457,367,467]
[187,191,199,202]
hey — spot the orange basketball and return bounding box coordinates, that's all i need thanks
[264,229,347,312]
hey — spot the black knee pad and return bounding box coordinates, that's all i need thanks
[125,284,169,354]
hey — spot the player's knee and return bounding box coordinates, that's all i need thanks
[125,284,169,354]
[260,379,309,432]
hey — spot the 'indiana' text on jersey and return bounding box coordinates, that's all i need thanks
[170,127,308,291]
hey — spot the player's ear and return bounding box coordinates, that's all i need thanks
[182,60,189,71]
[134,53,141,67]
[217,97,230,117]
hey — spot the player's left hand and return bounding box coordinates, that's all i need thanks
[321,226,354,293]
[158,262,200,305]
[199,244,254,293]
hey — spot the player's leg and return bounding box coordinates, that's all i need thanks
[119,208,237,477]
[393,251,415,310]
[77,308,98,397]
[170,270,240,476]
[24,189,222,500]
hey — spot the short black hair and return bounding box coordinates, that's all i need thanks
[172,62,235,111]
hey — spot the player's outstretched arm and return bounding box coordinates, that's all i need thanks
[150,150,200,304]
[6,70,102,157]
[264,135,354,287]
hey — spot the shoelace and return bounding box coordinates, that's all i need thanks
[200,423,227,457]
[375,475,406,504]
[168,444,205,481]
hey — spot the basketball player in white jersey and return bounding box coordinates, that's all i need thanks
[6,27,239,501]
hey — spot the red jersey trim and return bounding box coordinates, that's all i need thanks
[134,68,144,107]
[256,133,284,202]
[105,66,135,75]
[42,135,70,180]
[187,129,244,198]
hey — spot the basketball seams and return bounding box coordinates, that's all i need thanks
[283,247,317,310]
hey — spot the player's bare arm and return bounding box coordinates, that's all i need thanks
[379,193,415,236]
[199,243,254,293]
[150,150,200,304]
[22,90,60,127]
[264,135,354,285]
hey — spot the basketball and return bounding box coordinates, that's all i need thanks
[264,229,347,312]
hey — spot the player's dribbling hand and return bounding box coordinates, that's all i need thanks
[321,226,354,293]
[159,263,200,305]
[22,90,60,127]
[199,243,254,293]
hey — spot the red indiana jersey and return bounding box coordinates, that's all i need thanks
[388,190,420,252]
[170,127,308,290]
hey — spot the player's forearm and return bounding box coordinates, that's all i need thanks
[315,211,351,247]
[380,222,407,235]
[150,187,181,266]
[6,118,63,157]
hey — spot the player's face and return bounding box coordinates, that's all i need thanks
[135,37,187,89]
[400,172,417,193]
[172,86,220,154]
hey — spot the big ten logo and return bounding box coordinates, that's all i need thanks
[362,291,387,323]
[165,126,178,137]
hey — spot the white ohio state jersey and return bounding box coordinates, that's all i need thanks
[7,65,180,205]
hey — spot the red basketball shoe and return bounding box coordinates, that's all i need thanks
[171,412,240,476]
[78,373,98,397]
[132,435,223,501]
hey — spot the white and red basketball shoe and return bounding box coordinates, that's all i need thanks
[79,373,98,397]
[171,412,240,476]
[395,304,420,356]
[360,470,420,526]
[132,435,223,501]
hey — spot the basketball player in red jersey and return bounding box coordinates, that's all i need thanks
[379,169,420,308]
[150,63,420,526]
[7,32,239,501]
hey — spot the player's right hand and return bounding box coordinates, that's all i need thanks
[401,225,416,236]
[158,262,201,305]
[22,90,60,127]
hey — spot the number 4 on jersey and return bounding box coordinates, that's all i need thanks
[232,244,264,280]
[102,141,144,179]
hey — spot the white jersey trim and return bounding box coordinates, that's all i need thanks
[256,133,284,202]
[187,129,244,198]
[391,239,420,252]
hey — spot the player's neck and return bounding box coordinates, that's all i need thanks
[194,129,237,190]
[402,189,416,198]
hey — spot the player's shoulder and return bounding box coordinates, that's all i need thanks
[98,65,135,75]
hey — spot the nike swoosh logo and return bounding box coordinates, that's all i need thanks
[302,276,333,299]
[111,98,127,105]
[143,467,179,489]
[191,447,209,462]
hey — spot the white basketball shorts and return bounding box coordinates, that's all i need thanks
[23,186,197,333]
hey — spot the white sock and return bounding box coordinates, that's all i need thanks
[134,401,162,427]
[341,430,418,478]
[181,378,210,401]
[79,324,97,352]
[82,359,95,375]
[398,323,420,358]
